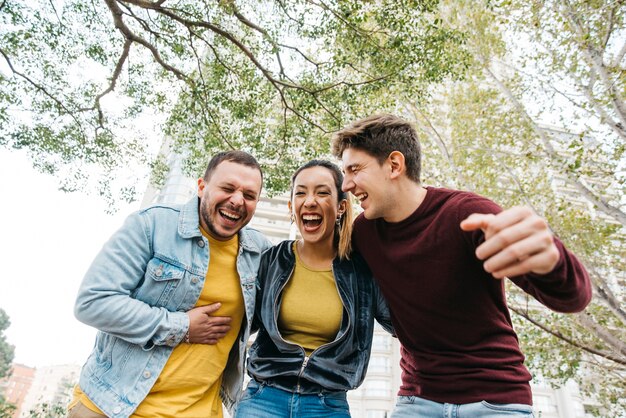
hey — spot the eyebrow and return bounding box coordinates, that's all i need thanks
[294,184,332,190]
[221,181,259,195]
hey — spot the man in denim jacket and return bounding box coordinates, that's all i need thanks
[69,151,272,418]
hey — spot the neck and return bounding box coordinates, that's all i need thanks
[296,238,336,269]
[384,181,428,223]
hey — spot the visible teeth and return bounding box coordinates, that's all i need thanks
[302,214,322,221]
[356,193,368,202]
[220,209,241,220]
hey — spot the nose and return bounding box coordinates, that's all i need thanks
[304,194,317,207]
[341,176,354,193]
[230,191,244,206]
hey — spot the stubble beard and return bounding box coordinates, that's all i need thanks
[200,197,246,240]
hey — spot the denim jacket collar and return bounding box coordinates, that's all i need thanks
[179,197,264,254]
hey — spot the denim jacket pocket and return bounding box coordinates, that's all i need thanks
[134,258,186,308]
[89,334,133,386]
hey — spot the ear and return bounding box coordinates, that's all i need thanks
[337,199,347,216]
[287,200,293,215]
[197,178,206,197]
[387,151,406,179]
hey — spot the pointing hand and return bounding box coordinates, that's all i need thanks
[460,206,560,279]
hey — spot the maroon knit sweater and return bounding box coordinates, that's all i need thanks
[353,187,591,405]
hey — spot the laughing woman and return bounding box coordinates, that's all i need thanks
[234,160,394,418]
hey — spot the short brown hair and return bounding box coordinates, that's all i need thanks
[331,114,422,183]
[203,150,263,182]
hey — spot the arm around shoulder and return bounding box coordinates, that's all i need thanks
[352,252,395,335]
[373,279,395,336]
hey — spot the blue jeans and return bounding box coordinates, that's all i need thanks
[392,395,535,418]
[234,380,351,418]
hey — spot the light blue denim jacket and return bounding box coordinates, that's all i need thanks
[74,197,271,418]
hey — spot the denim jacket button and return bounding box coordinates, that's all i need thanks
[155,267,163,277]
[113,406,122,414]
[197,239,205,248]
[191,277,199,284]
[143,371,151,379]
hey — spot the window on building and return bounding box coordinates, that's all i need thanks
[366,410,388,418]
[372,335,391,351]
[368,356,391,373]
[364,379,391,398]
[572,401,585,417]
[533,394,558,414]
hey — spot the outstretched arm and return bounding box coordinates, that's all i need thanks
[460,205,591,313]
[460,205,559,279]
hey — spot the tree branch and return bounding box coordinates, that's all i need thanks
[227,1,289,79]
[612,39,626,69]
[510,306,626,366]
[104,0,189,82]
[0,47,86,139]
[600,3,616,50]
[568,177,626,225]
[181,28,237,151]
[490,58,604,124]
[47,0,64,26]
[227,1,323,81]
[586,264,626,324]
[78,38,132,129]
[561,0,626,127]
[576,311,626,358]
[407,102,471,190]
[579,73,626,141]
[483,64,626,227]
[114,0,395,131]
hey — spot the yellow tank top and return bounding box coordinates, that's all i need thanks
[277,243,343,356]
[71,229,242,417]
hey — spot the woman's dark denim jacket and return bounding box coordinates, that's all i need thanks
[246,240,394,394]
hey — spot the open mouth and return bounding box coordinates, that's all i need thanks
[356,192,368,205]
[219,208,242,224]
[301,214,322,230]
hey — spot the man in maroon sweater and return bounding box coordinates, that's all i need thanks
[331,114,591,417]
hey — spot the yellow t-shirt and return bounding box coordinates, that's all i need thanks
[277,244,343,356]
[71,229,242,417]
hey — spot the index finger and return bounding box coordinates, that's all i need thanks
[206,316,232,324]
[460,213,495,232]
[483,206,533,230]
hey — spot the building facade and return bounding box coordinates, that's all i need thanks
[0,363,35,418]
[17,364,80,417]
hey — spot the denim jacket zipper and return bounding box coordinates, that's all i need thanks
[273,264,351,393]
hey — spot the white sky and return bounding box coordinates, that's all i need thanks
[0,148,141,368]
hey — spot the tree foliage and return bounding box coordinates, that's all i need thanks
[0,0,470,198]
[25,403,66,418]
[0,400,16,418]
[408,0,625,415]
[0,308,15,418]
[0,309,14,381]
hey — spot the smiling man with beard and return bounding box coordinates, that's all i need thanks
[69,150,272,418]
